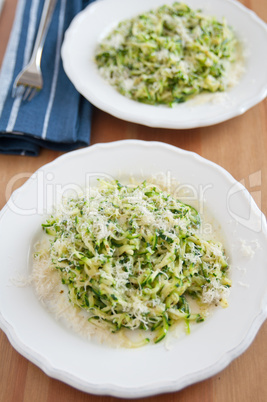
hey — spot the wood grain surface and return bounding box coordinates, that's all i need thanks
[0,1,267,401]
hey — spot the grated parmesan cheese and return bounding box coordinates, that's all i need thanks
[33,178,231,347]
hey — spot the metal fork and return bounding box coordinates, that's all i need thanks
[13,0,58,101]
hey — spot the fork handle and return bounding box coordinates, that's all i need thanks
[29,0,58,68]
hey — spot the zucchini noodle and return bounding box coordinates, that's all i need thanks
[95,2,238,106]
[35,179,231,346]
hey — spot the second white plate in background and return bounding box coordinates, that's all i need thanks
[61,0,267,129]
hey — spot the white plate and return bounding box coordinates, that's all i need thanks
[61,0,267,129]
[0,140,267,398]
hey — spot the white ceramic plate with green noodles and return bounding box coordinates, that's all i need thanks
[61,0,267,129]
[0,140,267,397]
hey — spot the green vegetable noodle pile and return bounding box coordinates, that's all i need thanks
[95,2,237,106]
[40,179,231,346]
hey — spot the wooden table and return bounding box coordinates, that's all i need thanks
[0,1,267,401]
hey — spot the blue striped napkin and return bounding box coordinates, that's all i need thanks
[0,0,95,156]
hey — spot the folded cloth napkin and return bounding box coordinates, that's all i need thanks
[0,0,95,156]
